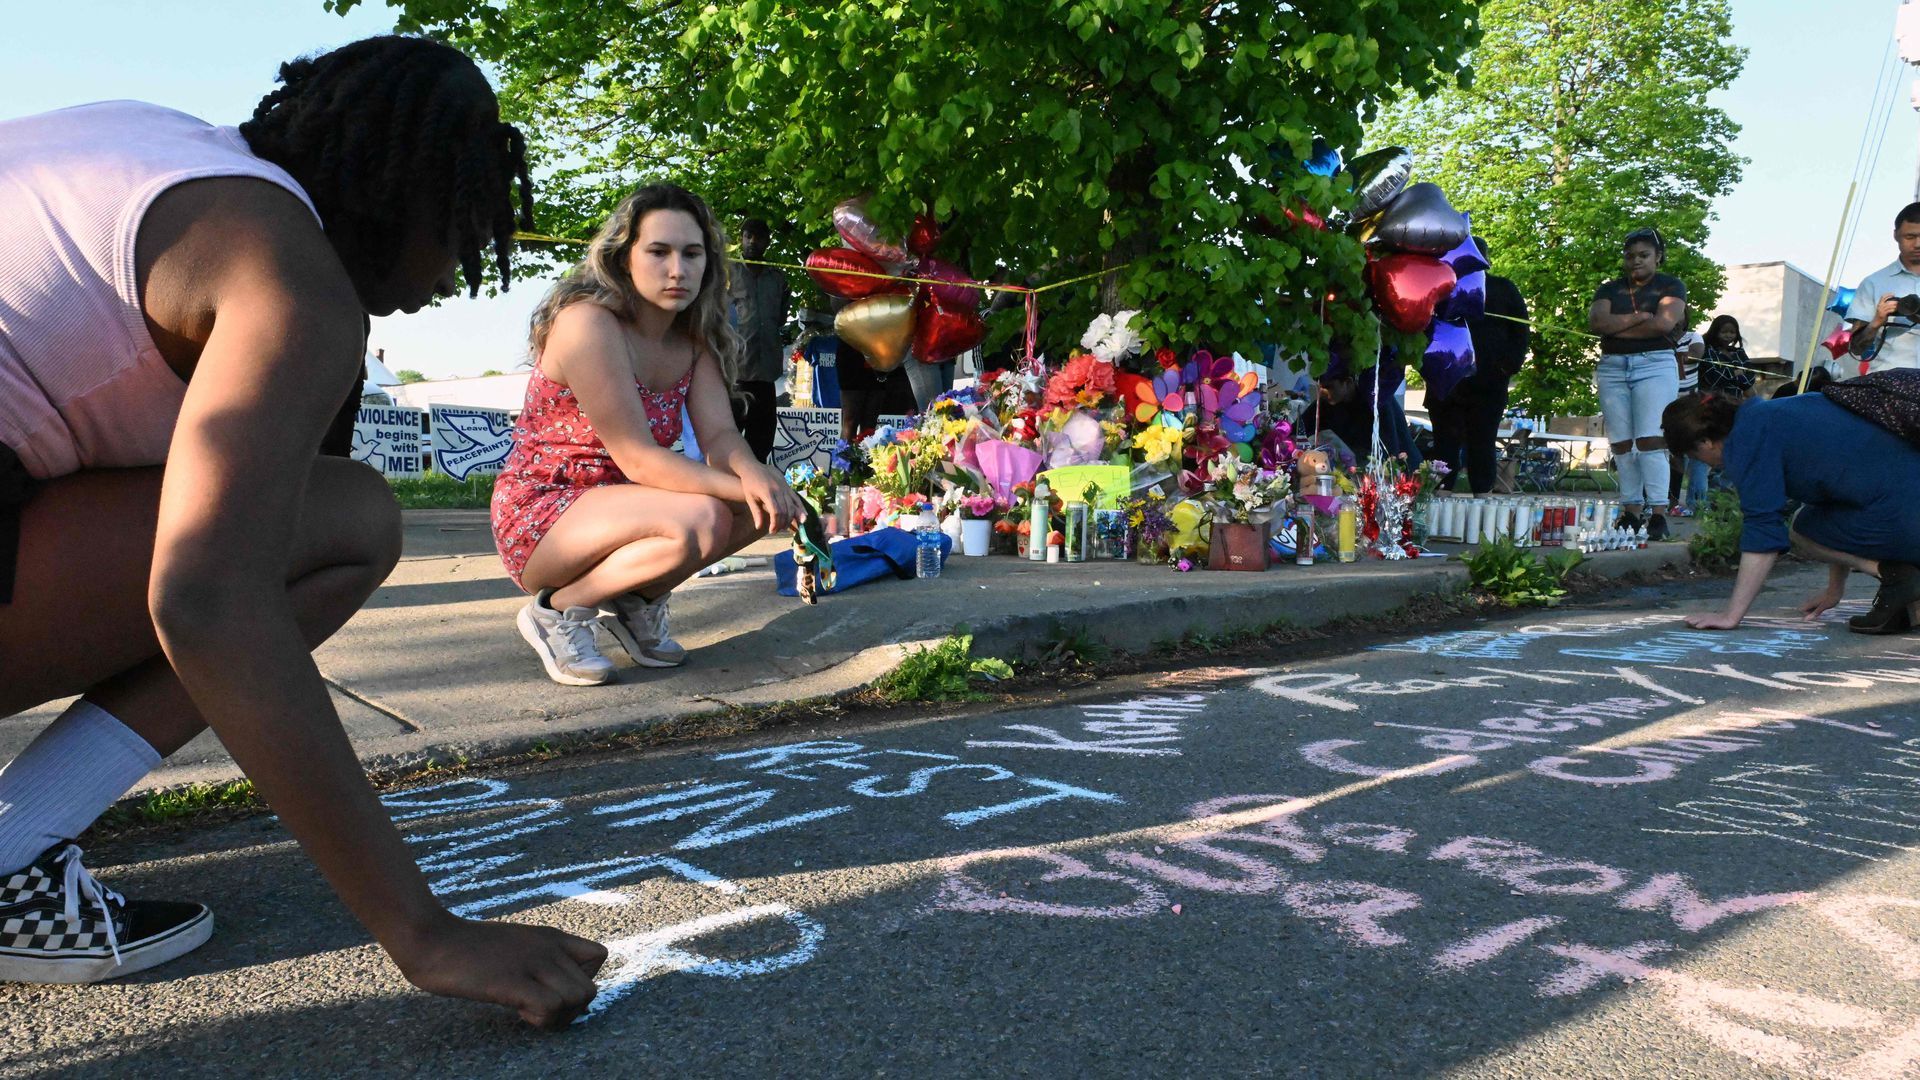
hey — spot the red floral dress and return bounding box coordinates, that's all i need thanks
[491,364,693,591]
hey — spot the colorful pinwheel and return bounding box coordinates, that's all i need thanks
[1182,349,1234,389]
[1200,378,1263,444]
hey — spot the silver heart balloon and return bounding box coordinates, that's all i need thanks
[1345,146,1414,221]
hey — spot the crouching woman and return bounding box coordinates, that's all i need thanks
[492,184,805,685]
[1664,391,1920,633]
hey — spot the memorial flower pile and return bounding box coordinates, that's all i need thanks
[821,309,1393,568]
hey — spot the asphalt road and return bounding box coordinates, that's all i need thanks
[7,575,1920,1078]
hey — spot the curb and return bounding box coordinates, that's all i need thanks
[126,542,1695,795]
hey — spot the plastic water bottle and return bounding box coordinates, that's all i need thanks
[915,525,943,579]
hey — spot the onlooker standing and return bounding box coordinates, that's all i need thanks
[1844,202,1920,374]
[796,311,841,408]
[1587,226,1685,540]
[728,217,789,461]
[1667,325,1708,515]
[1432,241,1529,494]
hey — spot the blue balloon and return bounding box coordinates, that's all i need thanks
[1440,222,1489,276]
[1305,136,1343,178]
[1271,136,1344,180]
[1421,320,1477,404]
[1828,287,1856,317]
[1437,270,1487,322]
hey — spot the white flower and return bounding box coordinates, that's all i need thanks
[1080,313,1115,352]
[1078,310,1144,364]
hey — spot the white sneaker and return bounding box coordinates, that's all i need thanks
[517,590,617,685]
[600,591,687,668]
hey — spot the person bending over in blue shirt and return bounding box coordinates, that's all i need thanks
[1662,392,1920,634]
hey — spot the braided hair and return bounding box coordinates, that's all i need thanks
[239,36,533,297]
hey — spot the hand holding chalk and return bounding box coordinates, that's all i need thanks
[394,916,608,1029]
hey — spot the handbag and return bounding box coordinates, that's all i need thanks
[1821,369,1920,449]
[773,526,950,597]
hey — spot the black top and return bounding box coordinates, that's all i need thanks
[1467,274,1530,381]
[1698,343,1755,396]
[1592,273,1687,355]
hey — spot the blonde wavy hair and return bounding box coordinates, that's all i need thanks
[527,183,743,394]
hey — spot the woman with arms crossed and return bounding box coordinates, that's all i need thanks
[0,37,604,1026]
[1587,226,1687,541]
[494,184,806,685]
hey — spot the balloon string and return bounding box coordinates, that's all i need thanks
[513,232,1132,297]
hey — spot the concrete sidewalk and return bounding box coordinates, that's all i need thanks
[11,509,1700,790]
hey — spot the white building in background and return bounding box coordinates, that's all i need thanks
[385,371,532,414]
[1703,261,1846,376]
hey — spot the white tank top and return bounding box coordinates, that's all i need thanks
[0,101,320,479]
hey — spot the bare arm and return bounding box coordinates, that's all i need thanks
[146,185,600,1026]
[686,352,805,531]
[1801,563,1850,621]
[1587,296,1651,336]
[1685,550,1777,630]
[544,303,746,501]
[1642,295,1686,338]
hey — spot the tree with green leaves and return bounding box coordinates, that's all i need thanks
[331,0,1478,369]
[1374,0,1745,416]
[394,369,428,383]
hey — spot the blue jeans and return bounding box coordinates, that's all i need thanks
[904,358,955,412]
[1684,454,1710,511]
[1596,350,1678,510]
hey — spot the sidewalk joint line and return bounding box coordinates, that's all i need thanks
[324,678,423,733]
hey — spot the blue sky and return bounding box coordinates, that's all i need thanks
[2,0,1913,380]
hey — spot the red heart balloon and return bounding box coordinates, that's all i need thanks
[1821,324,1852,359]
[917,257,979,310]
[1367,253,1457,334]
[1282,203,1327,230]
[805,247,905,300]
[912,293,986,364]
[908,214,942,258]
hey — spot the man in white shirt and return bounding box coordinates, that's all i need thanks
[1844,202,1920,373]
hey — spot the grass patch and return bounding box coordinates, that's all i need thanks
[97,780,258,829]
[1687,490,1742,573]
[876,632,1015,703]
[1461,537,1584,607]
[389,472,495,509]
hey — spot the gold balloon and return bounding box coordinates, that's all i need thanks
[835,294,916,372]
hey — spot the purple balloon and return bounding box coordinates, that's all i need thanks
[1440,223,1489,276]
[1437,270,1487,322]
[1421,319,1477,404]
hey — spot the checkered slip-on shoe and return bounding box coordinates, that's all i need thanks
[0,842,211,984]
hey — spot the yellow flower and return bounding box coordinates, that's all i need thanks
[1132,425,1187,465]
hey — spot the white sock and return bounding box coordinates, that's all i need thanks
[0,700,160,874]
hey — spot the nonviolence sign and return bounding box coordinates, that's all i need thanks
[770,408,908,477]
[351,404,426,479]
[429,404,515,481]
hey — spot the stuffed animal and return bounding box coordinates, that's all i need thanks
[1294,447,1336,500]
